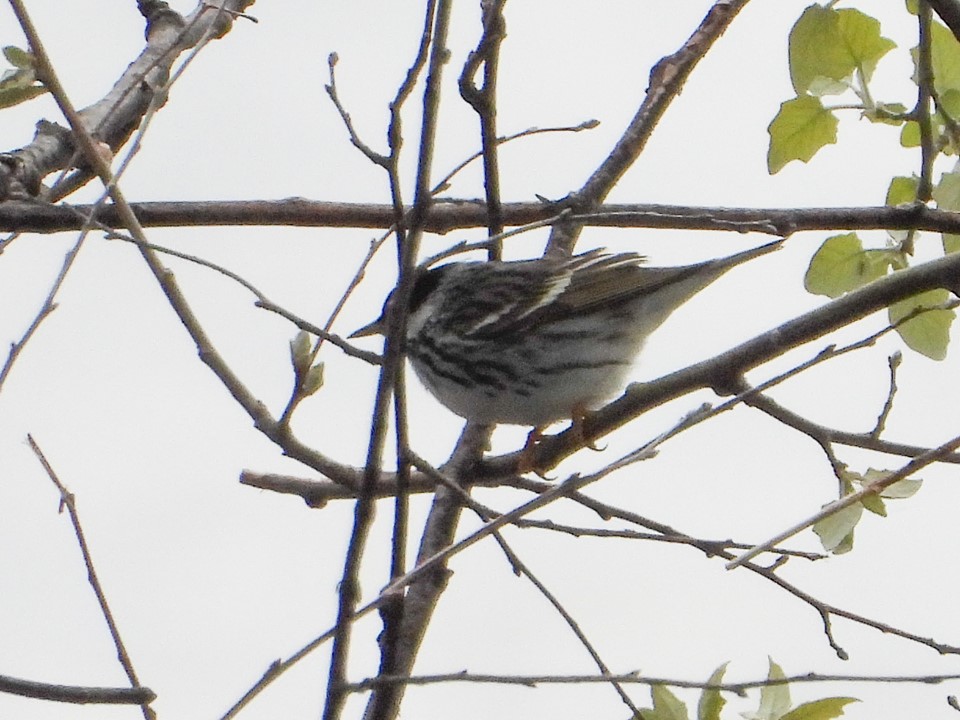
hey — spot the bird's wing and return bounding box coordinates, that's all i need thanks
[459,251,658,337]
[458,241,782,337]
[453,258,575,337]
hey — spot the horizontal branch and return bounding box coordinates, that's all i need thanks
[349,669,960,692]
[238,469,513,505]
[3,199,959,236]
[0,673,154,705]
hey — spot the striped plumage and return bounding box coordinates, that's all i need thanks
[352,241,780,427]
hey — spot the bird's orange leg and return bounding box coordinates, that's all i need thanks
[570,404,605,452]
[517,426,545,475]
[516,407,605,476]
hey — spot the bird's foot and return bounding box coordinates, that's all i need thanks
[571,405,605,452]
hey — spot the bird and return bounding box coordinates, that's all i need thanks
[350,240,781,430]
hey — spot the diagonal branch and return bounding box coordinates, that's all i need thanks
[488,249,960,474]
[26,435,156,718]
[2,1,254,202]
[547,0,752,252]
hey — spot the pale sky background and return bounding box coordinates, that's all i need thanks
[2,2,959,719]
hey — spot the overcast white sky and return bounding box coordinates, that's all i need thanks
[2,2,958,719]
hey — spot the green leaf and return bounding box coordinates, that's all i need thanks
[0,66,36,90]
[937,91,960,155]
[846,468,922,516]
[803,233,897,297]
[813,502,862,553]
[835,8,896,83]
[833,528,855,554]
[899,120,920,147]
[933,170,960,210]
[0,48,46,109]
[788,6,894,94]
[864,101,907,125]
[885,175,918,206]
[789,6,852,95]
[697,663,728,720]
[768,95,839,173]
[3,45,35,69]
[303,362,325,396]
[932,172,960,250]
[780,697,859,720]
[0,82,46,109]
[889,288,955,360]
[941,88,960,118]
[879,476,922,499]
[747,659,791,720]
[289,330,312,375]
[925,21,960,96]
[859,491,887,516]
[638,685,689,720]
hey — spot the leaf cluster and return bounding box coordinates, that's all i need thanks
[637,660,857,720]
[0,46,47,109]
[770,3,960,361]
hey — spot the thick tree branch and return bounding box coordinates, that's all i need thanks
[7,199,960,237]
[1,1,254,202]
[483,249,960,474]
[0,674,154,705]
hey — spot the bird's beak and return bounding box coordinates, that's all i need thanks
[348,318,384,339]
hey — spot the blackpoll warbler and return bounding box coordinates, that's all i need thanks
[351,241,781,428]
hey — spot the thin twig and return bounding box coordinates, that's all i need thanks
[0,232,84,394]
[491,535,642,715]
[520,519,825,560]
[459,0,508,251]
[727,432,960,569]
[325,53,390,167]
[406,450,641,714]
[96,224,382,363]
[871,351,902,438]
[26,435,155,718]
[430,121,599,196]
[349,669,960,691]
[323,2,453,717]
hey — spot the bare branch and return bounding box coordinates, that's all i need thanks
[459,0,508,248]
[0,673,154,705]
[26,435,155,719]
[728,431,960,569]
[3,1,253,201]
[547,0,752,252]
[326,1,456,717]
[349,669,960,691]
[9,199,960,236]
[488,250,960,475]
